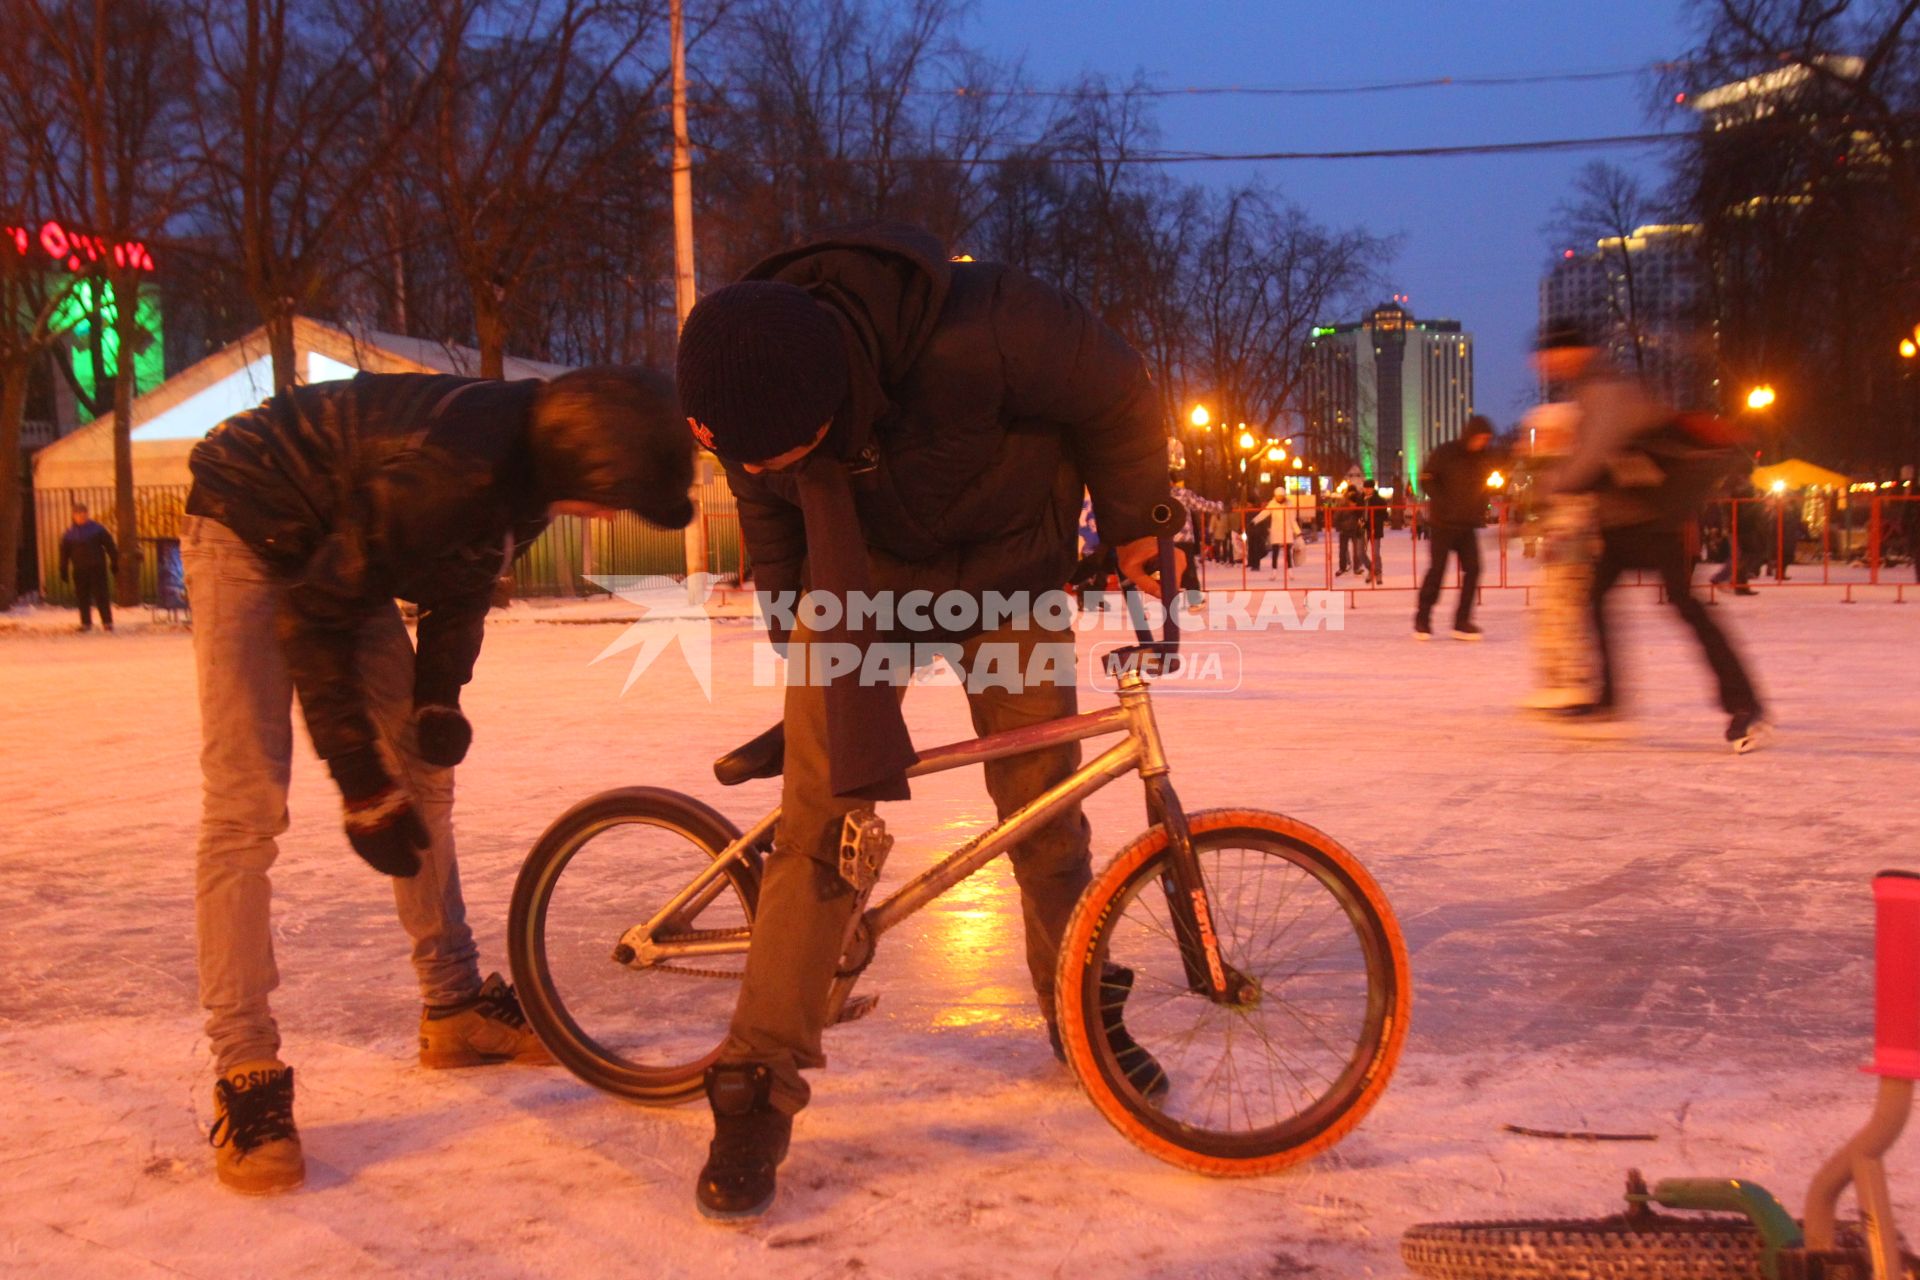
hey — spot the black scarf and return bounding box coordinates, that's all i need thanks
[793,453,916,800]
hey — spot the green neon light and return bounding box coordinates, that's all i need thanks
[51,277,165,408]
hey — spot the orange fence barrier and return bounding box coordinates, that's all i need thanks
[1187,495,1920,605]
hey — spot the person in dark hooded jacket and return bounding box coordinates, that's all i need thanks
[183,366,693,1196]
[674,223,1183,1220]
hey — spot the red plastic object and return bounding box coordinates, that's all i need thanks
[1866,871,1920,1079]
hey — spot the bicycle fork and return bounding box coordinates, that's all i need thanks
[1119,673,1249,1007]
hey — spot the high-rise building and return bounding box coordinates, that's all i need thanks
[1303,301,1472,491]
[1539,223,1711,410]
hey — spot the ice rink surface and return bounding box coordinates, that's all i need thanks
[3,578,1918,1278]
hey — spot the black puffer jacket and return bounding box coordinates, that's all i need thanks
[1420,438,1496,529]
[724,224,1177,629]
[186,371,680,761]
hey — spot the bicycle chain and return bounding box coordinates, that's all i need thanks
[636,925,752,982]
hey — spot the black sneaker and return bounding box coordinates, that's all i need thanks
[1451,622,1483,641]
[696,1063,792,1221]
[1413,617,1432,641]
[1727,709,1772,754]
[1048,965,1170,1101]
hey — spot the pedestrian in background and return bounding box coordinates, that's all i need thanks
[1414,416,1497,639]
[1360,478,1389,585]
[59,502,118,633]
[1253,489,1299,570]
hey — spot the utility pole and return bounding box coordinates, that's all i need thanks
[672,0,708,602]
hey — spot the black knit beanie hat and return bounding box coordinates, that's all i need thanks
[676,281,850,462]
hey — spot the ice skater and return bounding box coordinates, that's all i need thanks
[58,502,118,632]
[1534,322,1768,751]
[675,223,1182,1221]
[1414,416,1498,639]
[184,367,694,1193]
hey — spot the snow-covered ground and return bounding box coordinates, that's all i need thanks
[3,581,1918,1278]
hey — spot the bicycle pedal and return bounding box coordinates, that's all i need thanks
[832,994,880,1026]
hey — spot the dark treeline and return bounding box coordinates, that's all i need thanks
[1554,0,1920,473]
[0,0,1393,605]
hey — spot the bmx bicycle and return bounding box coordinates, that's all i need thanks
[1403,870,1920,1279]
[506,540,1411,1175]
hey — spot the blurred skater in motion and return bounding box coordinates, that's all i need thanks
[59,502,118,632]
[1534,322,1767,752]
[183,367,694,1194]
[1517,343,1595,709]
[1414,416,1498,640]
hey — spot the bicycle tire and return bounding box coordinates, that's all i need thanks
[507,787,762,1104]
[1401,1215,1909,1279]
[1056,808,1410,1176]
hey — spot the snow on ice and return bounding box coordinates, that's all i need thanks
[2,573,1918,1277]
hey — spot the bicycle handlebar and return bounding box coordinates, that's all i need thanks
[1104,533,1183,679]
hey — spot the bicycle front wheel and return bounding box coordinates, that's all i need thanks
[507,787,762,1104]
[1056,808,1409,1176]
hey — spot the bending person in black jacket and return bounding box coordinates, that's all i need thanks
[1415,416,1497,639]
[59,502,119,631]
[674,223,1184,1220]
[184,367,693,1195]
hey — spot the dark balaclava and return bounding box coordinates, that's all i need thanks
[676,282,849,462]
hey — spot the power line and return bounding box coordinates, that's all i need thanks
[924,63,1687,100]
[693,132,1688,169]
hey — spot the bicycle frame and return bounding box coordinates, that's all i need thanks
[615,666,1238,1007]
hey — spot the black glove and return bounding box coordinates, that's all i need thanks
[414,704,472,768]
[327,746,426,877]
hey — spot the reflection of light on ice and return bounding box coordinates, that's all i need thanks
[922,849,1031,1030]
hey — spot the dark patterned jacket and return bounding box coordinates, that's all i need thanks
[187,373,551,760]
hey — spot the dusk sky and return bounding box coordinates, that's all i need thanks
[963,0,1697,423]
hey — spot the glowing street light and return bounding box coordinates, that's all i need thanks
[1902,339,1917,360]
[1236,428,1258,451]
[1190,404,1210,428]
[1291,456,1304,470]
[1266,444,1286,463]
[1486,470,1507,489]
[1746,385,1777,411]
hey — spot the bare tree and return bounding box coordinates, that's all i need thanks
[1550,161,1659,375]
[420,0,672,377]
[13,0,198,605]
[0,116,89,607]
[189,0,450,390]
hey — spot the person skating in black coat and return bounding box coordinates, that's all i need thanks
[1414,417,1498,639]
[59,503,119,631]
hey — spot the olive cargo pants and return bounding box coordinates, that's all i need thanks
[720,618,1092,1114]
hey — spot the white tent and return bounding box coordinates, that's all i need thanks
[33,316,570,492]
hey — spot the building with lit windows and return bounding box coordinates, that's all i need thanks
[1540,223,1711,410]
[1303,301,1473,493]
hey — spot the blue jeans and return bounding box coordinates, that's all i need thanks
[185,516,479,1070]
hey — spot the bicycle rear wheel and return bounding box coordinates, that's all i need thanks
[507,787,762,1104]
[1056,808,1409,1176]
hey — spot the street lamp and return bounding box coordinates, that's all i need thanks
[1236,428,1258,452]
[1266,444,1286,463]
[1901,339,1917,360]
[1190,404,1210,428]
[1746,385,1777,411]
